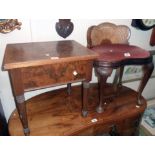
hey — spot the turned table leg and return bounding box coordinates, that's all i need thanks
[9,69,30,136]
[15,95,30,135]
[96,67,113,113]
[137,62,154,105]
[82,81,90,117]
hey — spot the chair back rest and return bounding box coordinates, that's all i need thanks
[87,22,131,48]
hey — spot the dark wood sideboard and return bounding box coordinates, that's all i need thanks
[8,84,146,136]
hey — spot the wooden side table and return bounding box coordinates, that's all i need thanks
[2,40,98,135]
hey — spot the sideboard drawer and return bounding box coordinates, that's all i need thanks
[21,60,93,91]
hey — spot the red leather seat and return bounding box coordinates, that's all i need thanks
[91,44,151,66]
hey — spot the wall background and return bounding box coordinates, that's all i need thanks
[0,19,155,120]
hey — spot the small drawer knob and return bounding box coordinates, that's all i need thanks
[73,70,78,76]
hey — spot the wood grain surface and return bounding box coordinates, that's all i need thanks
[21,60,92,91]
[3,40,98,70]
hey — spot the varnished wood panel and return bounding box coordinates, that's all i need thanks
[22,60,92,91]
[8,84,146,136]
[2,40,98,70]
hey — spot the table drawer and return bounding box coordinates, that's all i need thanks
[21,60,93,91]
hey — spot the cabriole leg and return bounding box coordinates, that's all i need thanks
[137,62,154,105]
[95,67,113,113]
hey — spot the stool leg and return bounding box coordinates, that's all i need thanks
[96,67,113,113]
[118,66,124,87]
[137,62,154,105]
[113,66,124,94]
[113,68,120,92]
[96,76,107,113]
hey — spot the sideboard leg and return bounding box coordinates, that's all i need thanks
[137,62,154,105]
